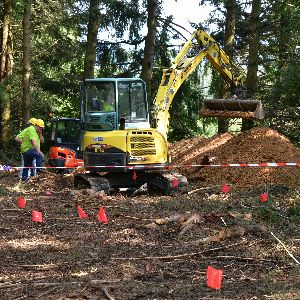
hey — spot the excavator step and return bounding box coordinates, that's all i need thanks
[200,99,265,120]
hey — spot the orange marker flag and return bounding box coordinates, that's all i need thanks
[207,266,223,290]
[221,183,231,193]
[172,178,179,188]
[132,171,137,181]
[32,211,43,223]
[77,205,88,219]
[17,197,26,209]
[260,192,269,203]
[98,206,109,224]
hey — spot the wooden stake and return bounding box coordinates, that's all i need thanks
[271,232,300,265]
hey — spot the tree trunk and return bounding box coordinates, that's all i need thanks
[218,0,236,133]
[22,0,31,127]
[0,0,13,147]
[140,0,158,106]
[241,0,261,132]
[83,0,100,79]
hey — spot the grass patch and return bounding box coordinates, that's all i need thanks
[0,185,10,196]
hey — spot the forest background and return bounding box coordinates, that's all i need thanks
[0,0,299,164]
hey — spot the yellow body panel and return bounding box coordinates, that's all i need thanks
[83,130,128,152]
[83,129,168,165]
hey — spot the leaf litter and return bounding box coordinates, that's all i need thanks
[0,127,300,299]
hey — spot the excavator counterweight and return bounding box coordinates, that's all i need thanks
[200,99,265,119]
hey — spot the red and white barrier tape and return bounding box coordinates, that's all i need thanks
[1,162,299,171]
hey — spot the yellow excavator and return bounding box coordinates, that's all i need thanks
[75,30,264,194]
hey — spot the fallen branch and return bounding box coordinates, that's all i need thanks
[116,213,154,221]
[271,231,300,265]
[207,255,277,263]
[36,286,60,299]
[111,240,248,261]
[9,264,57,270]
[178,214,203,236]
[90,279,123,285]
[185,226,246,244]
[0,283,25,289]
[187,186,213,195]
[102,287,116,300]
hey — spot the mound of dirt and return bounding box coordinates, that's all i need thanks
[27,171,74,192]
[170,127,300,189]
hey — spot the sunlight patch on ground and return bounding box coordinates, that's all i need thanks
[71,266,98,277]
[1,237,70,250]
[109,228,144,245]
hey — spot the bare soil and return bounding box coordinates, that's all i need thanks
[1,127,300,299]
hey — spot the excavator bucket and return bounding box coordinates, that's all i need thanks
[200,99,265,120]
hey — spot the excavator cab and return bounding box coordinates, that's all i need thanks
[80,78,150,132]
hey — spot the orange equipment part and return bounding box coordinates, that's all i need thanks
[49,147,84,168]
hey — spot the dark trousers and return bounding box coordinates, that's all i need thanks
[22,149,43,181]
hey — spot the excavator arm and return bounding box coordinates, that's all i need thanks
[153,30,264,138]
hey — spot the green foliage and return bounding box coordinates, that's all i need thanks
[259,1,300,143]
[95,0,146,76]
[0,185,10,196]
[168,71,205,141]
[2,0,300,153]
[286,195,300,223]
[0,84,7,106]
[28,1,84,118]
[264,58,300,144]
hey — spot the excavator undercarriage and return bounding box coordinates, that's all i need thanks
[74,170,188,195]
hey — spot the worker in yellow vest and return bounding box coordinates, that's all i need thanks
[18,118,37,178]
[15,119,45,182]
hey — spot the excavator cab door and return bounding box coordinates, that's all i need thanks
[48,118,83,169]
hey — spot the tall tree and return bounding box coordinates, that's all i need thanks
[21,0,31,127]
[261,0,300,142]
[0,0,13,147]
[83,0,100,79]
[218,0,236,133]
[140,0,158,103]
[241,0,261,131]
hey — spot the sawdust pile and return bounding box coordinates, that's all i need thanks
[170,127,300,188]
[28,171,74,192]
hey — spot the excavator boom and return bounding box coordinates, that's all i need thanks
[153,30,264,138]
[74,30,264,195]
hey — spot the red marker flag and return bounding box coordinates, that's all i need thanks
[221,184,231,193]
[260,192,269,203]
[207,266,223,290]
[45,191,52,196]
[17,197,26,209]
[32,210,43,223]
[98,206,109,224]
[77,205,88,219]
[172,178,179,188]
[132,171,137,181]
